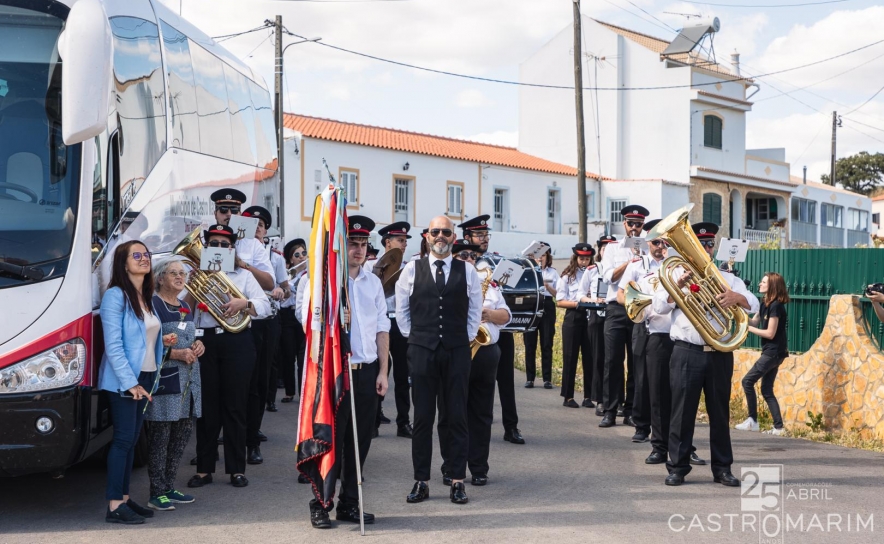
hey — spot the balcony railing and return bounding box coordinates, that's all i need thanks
[791,220,817,245]
[847,229,871,247]
[744,227,784,248]
[820,225,845,247]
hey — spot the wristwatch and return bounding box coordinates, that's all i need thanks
[247,301,253,311]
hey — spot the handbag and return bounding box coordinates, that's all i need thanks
[153,365,181,396]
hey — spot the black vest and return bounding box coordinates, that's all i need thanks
[408,257,469,350]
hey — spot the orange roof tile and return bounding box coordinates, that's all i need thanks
[789,175,867,197]
[284,113,601,178]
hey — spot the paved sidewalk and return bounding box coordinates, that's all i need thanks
[1,367,882,543]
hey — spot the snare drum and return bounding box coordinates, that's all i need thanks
[477,255,544,332]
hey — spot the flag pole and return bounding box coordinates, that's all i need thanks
[347,360,365,536]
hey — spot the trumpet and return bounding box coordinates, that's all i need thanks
[288,259,307,279]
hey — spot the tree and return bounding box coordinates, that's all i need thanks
[820,151,884,195]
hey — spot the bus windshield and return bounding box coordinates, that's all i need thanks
[0,4,81,286]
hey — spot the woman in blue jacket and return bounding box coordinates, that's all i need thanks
[99,240,175,525]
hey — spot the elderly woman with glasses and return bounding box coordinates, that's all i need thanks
[143,258,205,511]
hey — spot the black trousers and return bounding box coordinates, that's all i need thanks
[588,311,606,403]
[742,350,786,428]
[409,343,470,481]
[376,319,411,428]
[560,308,590,400]
[646,333,674,455]
[339,363,379,507]
[524,297,556,383]
[602,303,634,415]
[277,308,305,398]
[247,316,281,448]
[631,324,651,433]
[667,342,734,477]
[439,343,501,479]
[496,332,519,432]
[196,328,256,475]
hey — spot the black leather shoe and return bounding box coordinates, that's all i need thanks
[524,381,534,388]
[230,474,249,487]
[595,405,604,416]
[665,473,685,486]
[247,447,263,465]
[281,396,295,403]
[257,430,268,442]
[714,472,740,487]
[581,398,595,408]
[690,452,707,465]
[336,505,375,524]
[406,481,430,503]
[503,428,525,444]
[371,427,379,439]
[599,415,616,428]
[379,411,391,424]
[543,381,553,389]
[563,398,580,408]
[645,451,666,464]
[442,473,452,486]
[310,507,331,529]
[471,475,488,486]
[617,407,625,417]
[397,424,413,438]
[450,482,469,504]
[622,415,636,427]
[190,456,197,466]
[266,402,278,413]
[298,473,310,484]
[187,474,213,488]
[631,431,649,443]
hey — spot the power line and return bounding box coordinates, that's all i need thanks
[603,0,676,36]
[213,24,271,42]
[682,0,853,7]
[843,81,884,116]
[754,51,884,104]
[243,30,274,59]
[622,0,678,33]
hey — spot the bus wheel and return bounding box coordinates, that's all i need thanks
[132,422,151,468]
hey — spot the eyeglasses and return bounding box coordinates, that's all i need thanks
[292,251,307,258]
[208,241,232,248]
[626,221,644,228]
[166,270,187,278]
[456,251,479,261]
[129,251,151,261]
[649,240,667,247]
[217,206,240,215]
[470,232,491,240]
[700,240,716,248]
[429,228,453,238]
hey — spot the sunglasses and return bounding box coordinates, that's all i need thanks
[700,240,716,248]
[429,228,453,238]
[129,251,151,261]
[626,221,644,228]
[217,206,240,214]
[649,240,667,247]
[208,241,232,248]
[456,251,479,261]
[292,251,307,258]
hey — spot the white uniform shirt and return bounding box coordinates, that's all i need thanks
[296,273,310,324]
[636,271,671,334]
[347,267,391,365]
[236,237,274,277]
[555,268,586,303]
[539,266,560,298]
[280,270,305,309]
[269,249,288,284]
[192,268,272,329]
[482,284,511,344]
[652,267,760,346]
[394,254,483,342]
[600,238,646,303]
[618,256,661,293]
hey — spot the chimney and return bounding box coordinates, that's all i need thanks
[731,51,741,76]
[803,165,807,184]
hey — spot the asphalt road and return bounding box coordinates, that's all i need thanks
[2,367,883,543]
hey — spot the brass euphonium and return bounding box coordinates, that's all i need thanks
[470,266,494,358]
[173,227,251,333]
[625,275,660,323]
[645,204,748,352]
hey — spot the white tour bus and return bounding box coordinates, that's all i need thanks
[0,0,278,477]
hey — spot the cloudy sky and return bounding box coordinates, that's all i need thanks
[160,0,884,182]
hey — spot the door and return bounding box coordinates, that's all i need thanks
[493,188,508,232]
[394,178,411,222]
[547,189,561,234]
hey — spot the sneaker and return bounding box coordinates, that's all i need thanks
[165,489,195,504]
[126,499,154,518]
[764,427,785,436]
[106,503,145,525]
[735,417,759,431]
[148,495,175,511]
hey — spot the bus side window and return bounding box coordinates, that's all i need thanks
[107,131,121,235]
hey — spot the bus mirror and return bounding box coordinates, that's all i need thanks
[58,0,112,145]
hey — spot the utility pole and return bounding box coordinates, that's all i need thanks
[274,15,285,236]
[573,0,587,243]
[829,110,838,187]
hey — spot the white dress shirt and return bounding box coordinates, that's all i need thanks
[280,270,305,309]
[394,254,483,342]
[618,256,662,292]
[236,237,274,277]
[193,268,272,329]
[653,266,760,346]
[347,267,391,364]
[296,273,310,324]
[555,268,585,303]
[269,249,289,284]
[600,238,646,303]
[576,265,607,317]
[540,266,560,298]
[636,270,671,334]
[482,284,511,344]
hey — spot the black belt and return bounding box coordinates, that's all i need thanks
[674,340,714,352]
[350,359,378,370]
[650,332,671,337]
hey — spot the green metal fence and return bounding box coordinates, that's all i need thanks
[733,248,884,353]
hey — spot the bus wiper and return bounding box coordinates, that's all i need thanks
[0,260,45,280]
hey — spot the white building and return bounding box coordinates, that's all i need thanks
[518,17,872,247]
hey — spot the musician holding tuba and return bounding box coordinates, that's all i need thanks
[186,224,271,490]
[652,221,759,488]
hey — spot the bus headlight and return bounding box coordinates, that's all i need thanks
[0,339,85,394]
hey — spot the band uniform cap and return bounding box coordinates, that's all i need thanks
[283,239,305,256]
[348,215,375,238]
[379,221,412,239]
[620,204,650,220]
[691,222,719,238]
[452,239,482,254]
[210,188,247,206]
[642,219,661,233]
[204,224,238,244]
[367,243,380,257]
[597,235,617,246]
[573,243,595,257]
[421,228,429,236]
[242,206,272,228]
[458,214,491,232]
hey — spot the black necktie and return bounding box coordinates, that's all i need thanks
[434,260,446,292]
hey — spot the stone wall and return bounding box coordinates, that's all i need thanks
[731,295,884,439]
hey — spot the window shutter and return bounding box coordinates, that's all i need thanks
[702,193,722,225]
[704,116,722,149]
[704,117,713,147]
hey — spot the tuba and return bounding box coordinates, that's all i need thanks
[173,227,251,333]
[470,265,494,358]
[645,204,748,352]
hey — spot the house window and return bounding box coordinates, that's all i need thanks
[702,193,722,225]
[821,203,843,228]
[609,199,627,224]
[393,177,413,223]
[446,182,464,219]
[586,191,595,218]
[704,115,723,150]
[756,198,778,220]
[547,189,561,234]
[791,198,816,224]
[493,188,508,232]
[873,213,880,226]
[340,168,359,208]
[848,208,869,231]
